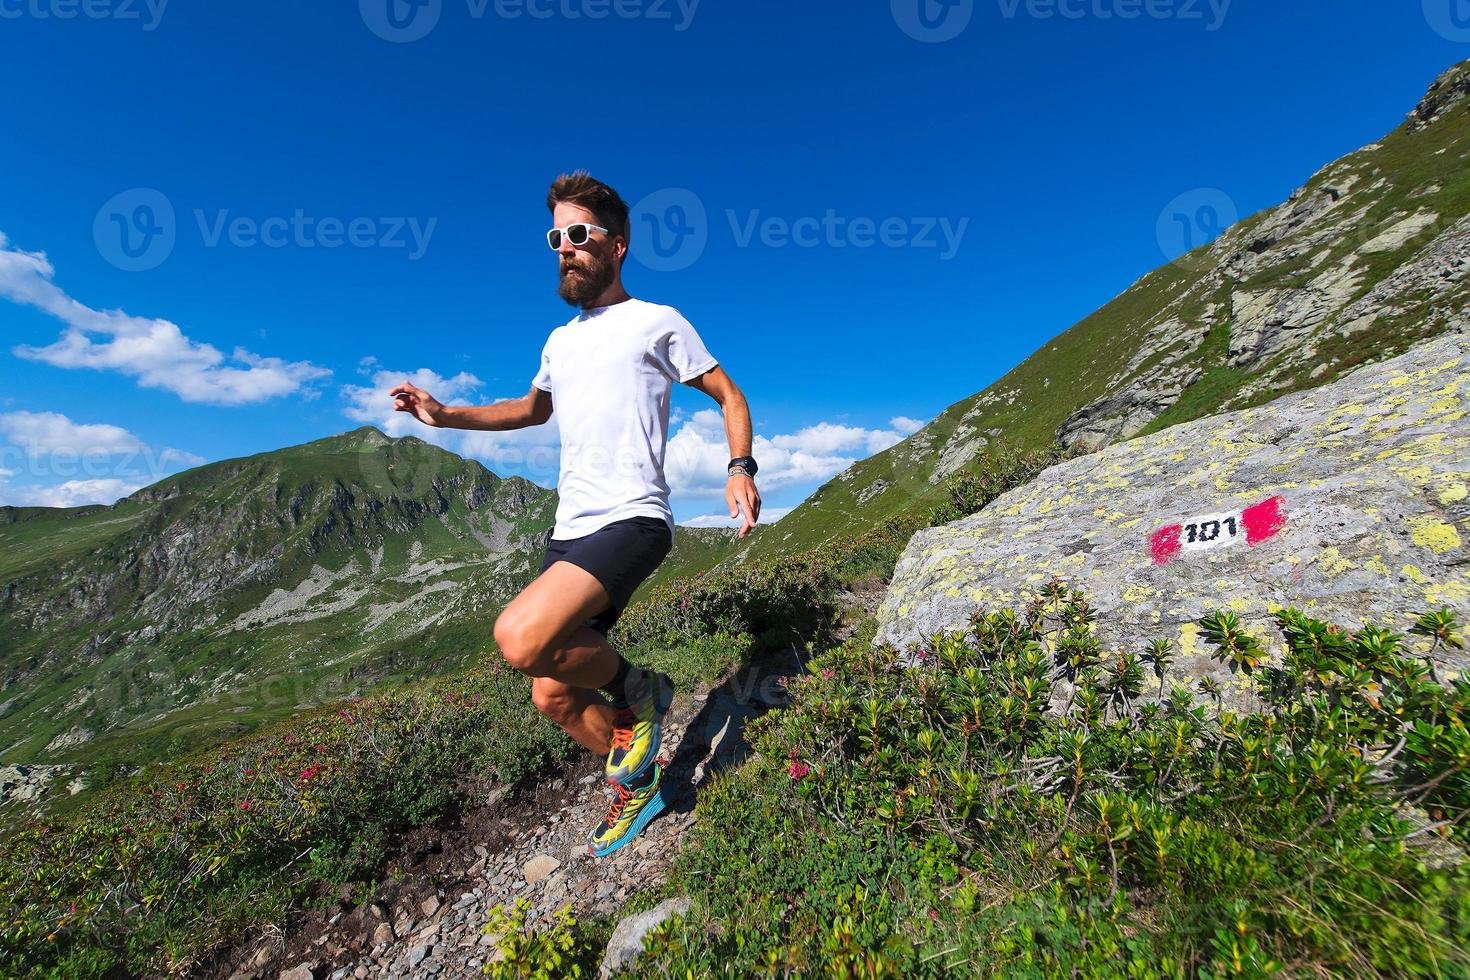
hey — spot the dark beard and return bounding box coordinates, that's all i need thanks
[557,252,615,306]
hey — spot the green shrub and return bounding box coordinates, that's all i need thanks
[0,660,574,977]
[635,588,1470,977]
[481,898,601,978]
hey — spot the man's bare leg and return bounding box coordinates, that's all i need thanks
[493,560,632,754]
[529,664,618,755]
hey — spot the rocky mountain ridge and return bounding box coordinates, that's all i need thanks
[654,58,1470,580]
[0,427,558,796]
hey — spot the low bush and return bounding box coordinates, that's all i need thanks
[634,585,1470,977]
[0,661,574,977]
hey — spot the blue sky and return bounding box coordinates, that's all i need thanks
[0,1,1465,526]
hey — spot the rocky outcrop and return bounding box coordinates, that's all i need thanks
[1056,362,1202,452]
[1046,62,1470,453]
[1409,60,1470,132]
[877,334,1470,700]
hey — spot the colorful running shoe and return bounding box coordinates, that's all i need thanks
[605,669,674,787]
[587,759,666,857]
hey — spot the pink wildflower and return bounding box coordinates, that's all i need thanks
[789,760,810,780]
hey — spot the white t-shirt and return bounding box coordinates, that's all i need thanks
[532,297,718,540]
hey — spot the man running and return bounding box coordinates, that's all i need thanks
[388,171,761,857]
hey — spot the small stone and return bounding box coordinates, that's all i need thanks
[407,944,431,968]
[278,964,318,980]
[371,923,395,947]
[474,844,490,859]
[420,896,441,918]
[523,854,561,884]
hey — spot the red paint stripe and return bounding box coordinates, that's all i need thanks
[1241,496,1287,546]
[1150,524,1182,565]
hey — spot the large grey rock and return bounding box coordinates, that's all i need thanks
[598,896,690,979]
[877,334,1470,698]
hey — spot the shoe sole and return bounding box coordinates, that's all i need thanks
[587,780,666,858]
[605,677,674,787]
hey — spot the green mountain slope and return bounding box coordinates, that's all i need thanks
[662,58,1470,577]
[0,427,556,778]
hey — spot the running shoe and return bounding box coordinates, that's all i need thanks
[587,759,666,857]
[605,669,674,787]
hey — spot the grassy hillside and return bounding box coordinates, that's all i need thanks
[656,58,1470,582]
[0,427,556,785]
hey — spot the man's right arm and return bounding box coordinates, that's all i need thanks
[439,387,553,430]
[390,381,552,430]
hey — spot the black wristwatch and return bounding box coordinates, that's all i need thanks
[727,456,758,479]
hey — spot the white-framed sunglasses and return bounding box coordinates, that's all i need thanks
[546,222,609,250]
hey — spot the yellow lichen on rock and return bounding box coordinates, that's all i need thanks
[1408,517,1463,555]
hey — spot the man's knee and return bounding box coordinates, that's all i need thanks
[493,608,554,674]
[530,680,576,723]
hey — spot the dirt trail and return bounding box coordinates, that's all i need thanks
[210,643,812,980]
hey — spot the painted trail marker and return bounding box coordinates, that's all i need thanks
[1150,496,1287,566]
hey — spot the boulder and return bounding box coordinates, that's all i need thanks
[877,334,1470,698]
[598,896,690,979]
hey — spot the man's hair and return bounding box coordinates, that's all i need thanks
[547,171,631,256]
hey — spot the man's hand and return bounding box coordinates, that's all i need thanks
[727,472,761,539]
[389,381,446,427]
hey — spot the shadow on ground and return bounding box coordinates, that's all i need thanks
[658,642,811,819]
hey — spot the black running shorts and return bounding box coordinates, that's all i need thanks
[538,515,674,635]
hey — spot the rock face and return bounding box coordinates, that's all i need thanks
[876,334,1470,697]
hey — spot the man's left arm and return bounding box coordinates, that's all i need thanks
[685,365,762,539]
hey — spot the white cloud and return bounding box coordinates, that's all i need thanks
[0,477,147,508]
[666,409,927,495]
[680,505,792,528]
[2,411,140,456]
[340,367,927,504]
[0,412,204,506]
[341,367,563,486]
[1,232,330,405]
